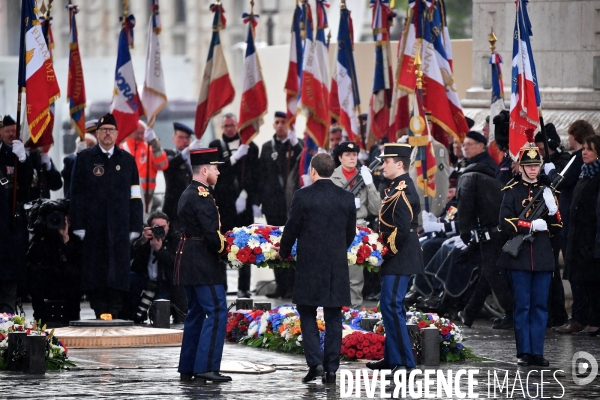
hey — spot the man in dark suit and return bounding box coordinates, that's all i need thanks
[70,113,144,319]
[279,153,356,384]
[366,143,423,376]
[175,148,229,383]
[163,122,195,232]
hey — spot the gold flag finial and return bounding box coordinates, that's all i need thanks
[414,40,423,90]
[123,0,129,17]
[341,0,346,10]
[327,30,331,45]
[489,27,498,53]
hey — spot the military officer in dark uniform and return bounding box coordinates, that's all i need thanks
[0,115,33,313]
[163,122,194,232]
[259,111,303,299]
[175,148,230,383]
[367,143,423,374]
[497,146,562,367]
[70,113,144,319]
[279,153,356,384]
[209,113,260,297]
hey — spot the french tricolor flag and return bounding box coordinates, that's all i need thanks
[18,0,61,144]
[195,3,235,139]
[298,1,330,149]
[284,4,303,130]
[396,1,422,93]
[238,11,268,144]
[332,4,360,143]
[389,38,410,142]
[368,0,393,142]
[509,0,540,158]
[67,4,86,140]
[111,15,144,144]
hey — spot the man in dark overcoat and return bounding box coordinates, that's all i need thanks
[163,122,194,232]
[175,148,229,383]
[209,113,260,297]
[279,153,356,384]
[70,113,143,319]
[259,111,303,299]
[366,143,423,375]
[0,115,33,313]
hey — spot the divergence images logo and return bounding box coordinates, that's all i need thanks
[572,351,598,386]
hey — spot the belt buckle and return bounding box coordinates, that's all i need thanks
[0,177,8,186]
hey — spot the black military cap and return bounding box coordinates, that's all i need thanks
[274,111,286,119]
[518,146,542,165]
[359,114,368,122]
[2,115,16,127]
[465,131,487,146]
[379,143,412,158]
[332,141,360,165]
[173,122,194,137]
[190,148,224,166]
[97,113,118,130]
[534,123,561,151]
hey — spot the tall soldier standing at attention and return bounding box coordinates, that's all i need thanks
[497,146,562,367]
[367,143,423,375]
[175,148,230,383]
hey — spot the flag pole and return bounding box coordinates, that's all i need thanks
[414,41,429,213]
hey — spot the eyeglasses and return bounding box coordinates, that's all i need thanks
[462,142,478,148]
[98,128,117,134]
[222,124,236,129]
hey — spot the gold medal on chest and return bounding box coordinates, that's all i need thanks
[198,186,210,197]
[93,165,104,176]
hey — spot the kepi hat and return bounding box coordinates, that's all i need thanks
[378,143,412,158]
[190,148,223,166]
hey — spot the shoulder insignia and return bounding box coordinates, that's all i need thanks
[396,181,407,191]
[198,186,210,197]
[501,181,519,191]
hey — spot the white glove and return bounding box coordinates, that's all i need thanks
[530,219,548,232]
[252,204,262,218]
[11,140,26,162]
[360,165,373,186]
[288,130,298,146]
[544,162,555,175]
[423,221,445,233]
[374,258,384,267]
[232,144,249,161]
[74,230,86,240]
[76,140,88,154]
[317,147,328,154]
[442,236,459,247]
[358,151,369,162]
[421,210,437,223]
[144,128,157,143]
[130,232,141,241]
[189,138,203,151]
[235,189,248,214]
[397,135,408,144]
[41,153,52,170]
[454,238,468,250]
[543,188,558,216]
[301,173,312,187]
[354,198,361,209]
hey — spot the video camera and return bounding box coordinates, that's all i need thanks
[25,199,70,236]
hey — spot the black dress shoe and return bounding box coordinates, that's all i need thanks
[572,328,600,337]
[517,354,531,366]
[302,365,324,383]
[366,359,390,370]
[322,372,336,384]
[492,314,514,330]
[180,373,194,382]
[458,311,473,328]
[195,371,232,383]
[404,288,420,305]
[531,355,549,367]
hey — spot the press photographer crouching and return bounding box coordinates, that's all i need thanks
[26,199,82,326]
[126,211,187,324]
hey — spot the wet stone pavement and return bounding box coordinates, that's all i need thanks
[2,295,600,399]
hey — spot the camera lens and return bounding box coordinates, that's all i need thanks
[151,224,166,239]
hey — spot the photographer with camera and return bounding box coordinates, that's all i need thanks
[127,211,187,324]
[26,199,82,325]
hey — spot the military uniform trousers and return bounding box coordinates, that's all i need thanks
[348,264,364,308]
[178,284,227,374]
[380,274,416,368]
[509,270,552,357]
